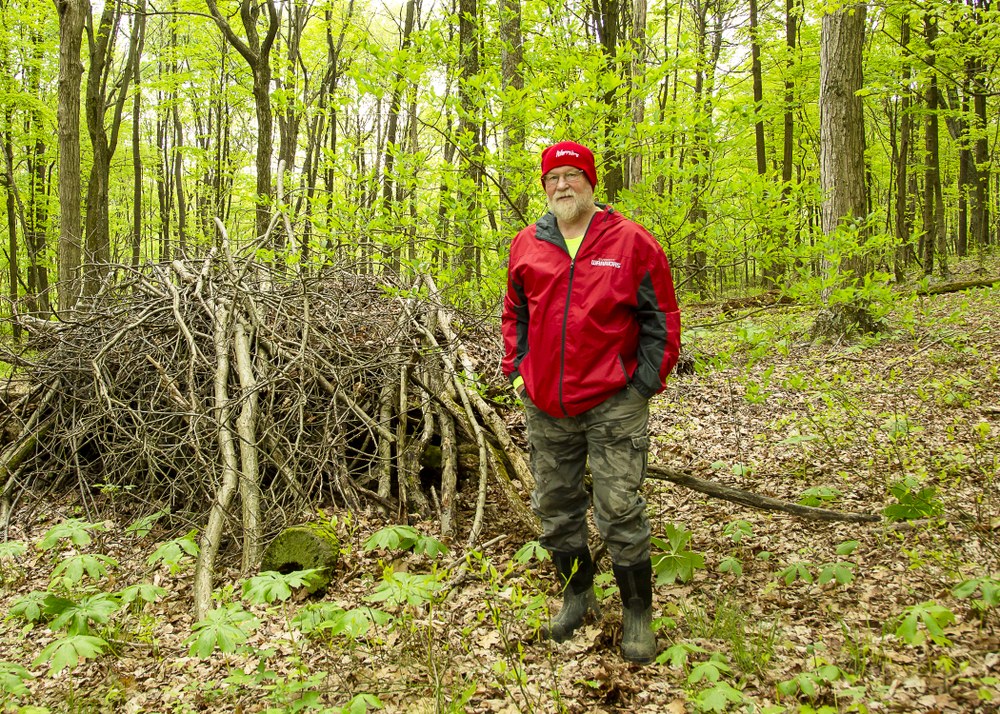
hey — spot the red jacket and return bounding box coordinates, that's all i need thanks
[502,205,681,418]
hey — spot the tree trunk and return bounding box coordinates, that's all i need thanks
[967,13,989,251]
[921,14,946,277]
[594,0,623,201]
[685,0,722,299]
[55,0,87,311]
[205,0,280,243]
[774,0,798,284]
[4,127,19,339]
[130,0,145,267]
[892,20,913,281]
[500,0,527,230]
[260,524,340,593]
[749,0,767,177]
[25,31,51,316]
[381,0,416,275]
[456,0,482,282]
[83,0,139,296]
[628,0,647,190]
[815,3,872,335]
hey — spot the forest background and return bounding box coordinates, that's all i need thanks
[0,0,996,315]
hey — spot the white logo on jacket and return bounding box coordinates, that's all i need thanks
[591,258,622,268]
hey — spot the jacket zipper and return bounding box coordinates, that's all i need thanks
[558,256,575,417]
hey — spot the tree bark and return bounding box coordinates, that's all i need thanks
[646,465,880,523]
[205,0,280,242]
[818,4,868,292]
[381,0,416,275]
[921,14,946,277]
[83,0,139,296]
[55,0,87,311]
[892,19,913,281]
[25,31,51,316]
[130,0,145,267]
[500,0,527,230]
[457,0,482,282]
[4,126,19,339]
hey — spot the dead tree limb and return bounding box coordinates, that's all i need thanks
[193,298,239,619]
[234,320,262,574]
[646,464,881,523]
[916,277,999,296]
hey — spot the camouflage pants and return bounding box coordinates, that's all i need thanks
[523,385,651,567]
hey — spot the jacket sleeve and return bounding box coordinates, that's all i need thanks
[630,237,681,398]
[501,241,529,384]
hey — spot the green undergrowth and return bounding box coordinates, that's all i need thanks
[1,284,999,712]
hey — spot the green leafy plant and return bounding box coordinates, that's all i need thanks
[777,663,850,701]
[722,520,753,545]
[718,556,743,577]
[0,540,27,584]
[692,681,745,713]
[49,553,118,590]
[0,660,33,697]
[117,582,168,611]
[37,518,107,551]
[366,569,445,607]
[893,601,955,646]
[363,525,447,559]
[883,476,942,521]
[186,602,259,657]
[658,641,708,670]
[688,653,733,685]
[512,540,549,564]
[953,576,1000,617]
[9,590,49,625]
[778,561,814,585]
[652,523,706,584]
[33,634,107,675]
[242,569,326,605]
[339,692,383,713]
[798,486,842,507]
[44,592,121,635]
[146,530,199,574]
[817,561,855,586]
[293,603,390,640]
[125,509,169,538]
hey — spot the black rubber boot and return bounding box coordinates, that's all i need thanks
[544,549,599,643]
[613,559,656,664]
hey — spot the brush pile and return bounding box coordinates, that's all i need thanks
[0,250,535,615]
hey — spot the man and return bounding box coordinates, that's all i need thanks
[501,141,681,664]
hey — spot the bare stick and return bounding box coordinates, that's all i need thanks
[646,464,881,523]
[192,299,240,619]
[234,320,262,573]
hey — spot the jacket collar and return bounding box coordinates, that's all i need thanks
[535,203,615,248]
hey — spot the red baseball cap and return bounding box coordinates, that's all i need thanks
[540,141,597,188]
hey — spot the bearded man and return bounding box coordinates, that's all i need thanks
[501,141,681,664]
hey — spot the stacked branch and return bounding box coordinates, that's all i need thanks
[0,252,535,617]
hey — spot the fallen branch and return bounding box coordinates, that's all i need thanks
[916,277,1000,296]
[647,464,881,523]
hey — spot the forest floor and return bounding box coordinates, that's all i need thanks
[1,266,999,713]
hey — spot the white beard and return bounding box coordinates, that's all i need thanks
[548,187,593,224]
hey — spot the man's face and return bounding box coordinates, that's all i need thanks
[544,168,594,224]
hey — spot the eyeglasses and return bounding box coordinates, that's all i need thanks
[543,169,586,188]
